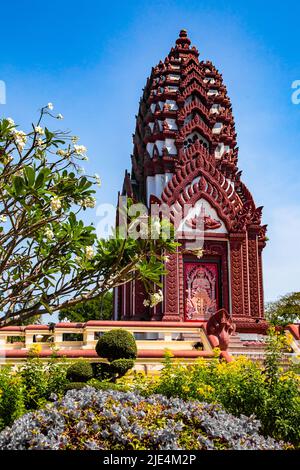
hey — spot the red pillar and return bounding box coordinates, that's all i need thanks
[229,233,245,318]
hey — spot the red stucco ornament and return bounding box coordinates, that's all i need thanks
[206,309,236,350]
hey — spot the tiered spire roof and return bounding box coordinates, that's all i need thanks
[131,30,239,199]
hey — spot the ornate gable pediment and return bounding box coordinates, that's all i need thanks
[177,199,227,235]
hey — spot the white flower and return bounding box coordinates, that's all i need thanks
[47,102,54,110]
[195,248,204,259]
[50,197,62,211]
[6,117,15,127]
[143,299,150,307]
[35,126,44,135]
[74,144,87,156]
[149,289,163,307]
[85,246,94,260]
[12,130,27,151]
[3,155,13,164]
[44,227,54,241]
[0,215,7,223]
[57,113,64,120]
[79,197,96,209]
[36,138,44,147]
[94,173,101,187]
[13,130,26,140]
[163,255,170,263]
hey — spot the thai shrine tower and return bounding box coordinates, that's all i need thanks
[114,30,268,334]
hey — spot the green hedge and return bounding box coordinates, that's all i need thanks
[64,382,88,391]
[95,329,137,361]
[66,360,93,383]
[110,359,135,377]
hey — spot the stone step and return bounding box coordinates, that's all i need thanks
[181,333,201,340]
[229,347,261,353]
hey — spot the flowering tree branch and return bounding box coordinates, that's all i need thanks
[0,106,177,325]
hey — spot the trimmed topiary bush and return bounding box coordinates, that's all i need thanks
[96,329,137,361]
[94,329,137,382]
[110,359,135,378]
[0,388,285,450]
[91,362,112,381]
[66,360,93,383]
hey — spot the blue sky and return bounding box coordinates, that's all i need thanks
[0,0,299,302]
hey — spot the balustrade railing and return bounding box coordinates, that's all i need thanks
[0,321,212,354]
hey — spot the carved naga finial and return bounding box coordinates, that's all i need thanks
[206,309,236,350]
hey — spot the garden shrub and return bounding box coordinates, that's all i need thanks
[46,359,69,397]
[86,378,125,391]
[0,358,69,429]
[20,358,69,410]
[0,388,284,450]
[91,362,112,380]
[127,352,300,447]
[63,378,125,393]
[96,329,137,361]
[20,359,51,410]
[66,360,93,383]
[0,367,25,430]
[64,382,89,391]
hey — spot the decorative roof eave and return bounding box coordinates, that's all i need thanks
[179,99,211,123]
[181,72,207,90]
[180,115,212,142]
[147,91,181,104]
[144,131,177,144]
[182,62,205,78]
[182,81,208,103]
[145,109,177,124]
[161,155,242,232]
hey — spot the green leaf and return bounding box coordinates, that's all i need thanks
[40,299,52,314]
[24,166,35,187]
[69,212,76,228]
[13,176,25,195]
[45,127,54,142]
[35,172,45,189]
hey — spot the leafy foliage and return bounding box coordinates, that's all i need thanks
[66,360,93,383]
[91,362,113,381]
[95,329,137,382]
[110,359,135,378]
[0,388,284,450]
[265,292,300,326]
[96,329,137,361]
[20,358,69,410]
[123,348,300,446]
[59,292,113,322]
[63,382,89,392]
[0,367,25,429]
[0,358,69,430]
